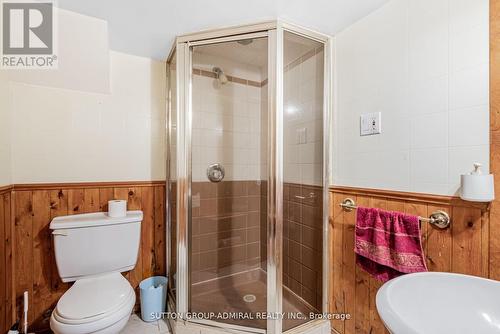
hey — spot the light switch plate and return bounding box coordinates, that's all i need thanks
[296,127,307,144]
[360,112,382,136]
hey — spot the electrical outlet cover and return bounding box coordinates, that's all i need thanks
[360,112,381,136]
[296,127,307,144]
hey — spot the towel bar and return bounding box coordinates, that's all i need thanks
[339,198,450,229]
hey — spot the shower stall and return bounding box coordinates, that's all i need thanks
[166,21,332,334]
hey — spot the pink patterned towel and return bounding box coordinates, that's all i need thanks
[354,207,427,282]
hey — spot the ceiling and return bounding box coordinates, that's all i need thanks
[194,34,321,68]
[194,38,268,68]
[57,0,390,60]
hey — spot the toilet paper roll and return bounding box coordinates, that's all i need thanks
[108,200,127,218]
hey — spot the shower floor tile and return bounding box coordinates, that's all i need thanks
[191,269,315,331]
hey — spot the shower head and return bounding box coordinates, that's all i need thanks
[237,39,253,46]
[213,67,228,85]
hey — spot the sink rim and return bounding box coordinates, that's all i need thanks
[376,272,500,334]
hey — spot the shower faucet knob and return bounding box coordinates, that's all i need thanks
[207,163,225,183]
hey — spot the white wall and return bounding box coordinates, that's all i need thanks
[4,10,166,184]
[0,71,11,187]
[6,8,110,94]
[333,0,489,195]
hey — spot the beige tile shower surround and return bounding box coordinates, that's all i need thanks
[283,183,323,311]
[190,180,264,284]
[283,46,324,187]
[192,45,324,186]
[192,51,265,183]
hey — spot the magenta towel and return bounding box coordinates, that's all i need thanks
[354,207,428,282]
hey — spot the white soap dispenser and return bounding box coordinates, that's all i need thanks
[460,163,495,202]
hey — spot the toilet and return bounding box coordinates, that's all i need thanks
[49,211,143,334]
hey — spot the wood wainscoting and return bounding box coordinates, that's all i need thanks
[329,186,489,334]
[0,181,166,333]
[490,0,500,281]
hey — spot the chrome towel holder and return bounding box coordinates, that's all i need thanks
[339,198,450,229]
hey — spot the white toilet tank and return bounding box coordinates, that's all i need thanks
[50,211,143,282]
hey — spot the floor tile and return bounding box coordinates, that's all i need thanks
[159,318,171,333]
[121,314,163,334]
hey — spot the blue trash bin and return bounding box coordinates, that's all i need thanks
[139,276,168,322]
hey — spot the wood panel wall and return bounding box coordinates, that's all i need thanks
[490,0,500,282]
[328,186,489,334]
[0,181,166,333]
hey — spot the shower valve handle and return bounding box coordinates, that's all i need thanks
[207,163,225,183]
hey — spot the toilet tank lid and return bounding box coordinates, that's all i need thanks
[50,211,143,230]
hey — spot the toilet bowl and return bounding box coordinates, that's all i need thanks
[50,273,135,334]
[49,211,143,334]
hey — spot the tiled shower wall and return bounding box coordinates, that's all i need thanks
[282,44,325,311]
[191,181,264,284]
[192,52,265,182]
[258,44,324,310]
[284,46,324,187]
[283,183,323,311]
[189,46,324,312]
[191,51,268,284]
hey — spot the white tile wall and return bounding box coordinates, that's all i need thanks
[410,112,448,149]
[191,52,264,182]
[449,106,489,147]
[450,64,489,109]
[6,8,110,94]
[191,45,324,186]
[334,0,489,195]
[284,48,324,186]
[0,9,115,186]
[9,51,166,183]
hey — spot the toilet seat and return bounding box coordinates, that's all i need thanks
[55,272,133,323]
[50,273,136,334]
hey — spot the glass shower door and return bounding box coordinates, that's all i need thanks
[169,22,331,334]
[282,30,326,331]
[189,36,269,331]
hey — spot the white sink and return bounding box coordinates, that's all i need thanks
[376,272,500,334]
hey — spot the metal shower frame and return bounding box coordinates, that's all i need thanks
[165,19,333,334]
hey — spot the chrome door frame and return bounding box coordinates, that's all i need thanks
[166,47,175,305]
[175,40,192,316]
[266,24,283,334]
